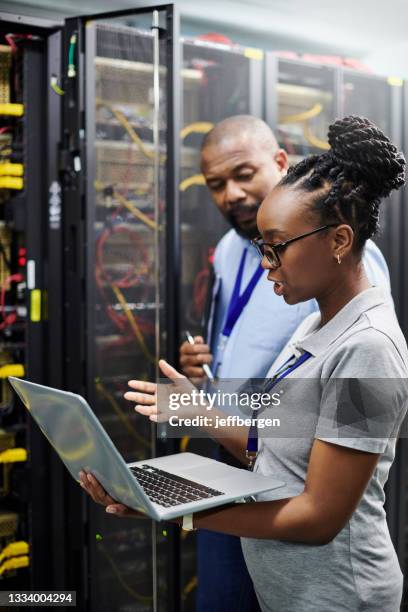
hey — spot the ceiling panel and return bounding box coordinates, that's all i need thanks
[1,0,408,74]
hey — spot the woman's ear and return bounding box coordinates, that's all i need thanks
[332,224,354,260]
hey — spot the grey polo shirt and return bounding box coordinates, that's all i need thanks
[241,287,408,612]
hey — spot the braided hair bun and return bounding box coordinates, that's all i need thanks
[281,115,405,248]
[328,115,405,200]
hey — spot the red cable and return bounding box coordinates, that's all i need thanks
[95,224,153,336]
[192,268,210,320]
[0,273,23,330]
[5,33,33,54]
[5,34,18,53]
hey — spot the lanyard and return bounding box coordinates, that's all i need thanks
[215,248,263,374]
[246,350,312,469]
[223,248,263,337]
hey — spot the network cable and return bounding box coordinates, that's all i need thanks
[110,284,155,364]
[97,541,153,605]
[0,273,23,331]
[96,99,165,162]
[95,379,150,453]
[279,102,330,151]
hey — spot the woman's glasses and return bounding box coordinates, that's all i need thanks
[251,224,338,268]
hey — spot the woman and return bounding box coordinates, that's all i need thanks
[80,116,408,611]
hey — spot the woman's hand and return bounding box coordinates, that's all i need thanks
[124,359,200,422]
[125,359,250,467]
[79,471,144,518]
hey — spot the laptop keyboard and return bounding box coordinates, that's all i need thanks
[130,464,224,508]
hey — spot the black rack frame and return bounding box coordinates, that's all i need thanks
[60,5,182,610]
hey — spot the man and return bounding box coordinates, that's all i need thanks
[179,115,392,612]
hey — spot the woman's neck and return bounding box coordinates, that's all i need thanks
[317,266,371,328]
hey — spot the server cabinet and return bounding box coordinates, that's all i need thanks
[265,55,404,305]
[0,12,64,595]
[265,56,339,165]
[179,39,264,338]
[60,6,180,611]
[178,39,264,609]
[341,70,404,309]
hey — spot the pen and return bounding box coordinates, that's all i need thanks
[185,330,215,381]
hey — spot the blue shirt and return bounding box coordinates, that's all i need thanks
[208,229,392,379]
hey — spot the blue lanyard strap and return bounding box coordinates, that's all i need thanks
[246,351,312,464]
[222,248,264,338]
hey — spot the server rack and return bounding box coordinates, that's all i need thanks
[178,38,264,608]
[0,5,182,610]
[265,55,404,307]
[341,70,404,308]
[60,6,181,611]
[265,56,340,164]
[179,39,264,339]
[0,11,65,595]
[265,54,408,608]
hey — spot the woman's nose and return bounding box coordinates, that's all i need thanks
[261,255,279,270]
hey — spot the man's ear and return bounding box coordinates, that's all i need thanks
[274,149,289,175]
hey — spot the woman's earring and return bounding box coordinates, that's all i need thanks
[337,254,341,265]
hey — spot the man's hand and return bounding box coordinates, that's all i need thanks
[179,335,213,379]
[79,471,144,518]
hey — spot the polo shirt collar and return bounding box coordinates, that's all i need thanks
[294,287,387,357]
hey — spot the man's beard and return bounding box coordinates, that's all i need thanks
[224,202,261,240]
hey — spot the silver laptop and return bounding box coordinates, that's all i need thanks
[9,377,285,521]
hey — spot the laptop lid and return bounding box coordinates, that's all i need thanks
[8,377,155,516]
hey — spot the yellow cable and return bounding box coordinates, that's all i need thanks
[96,100,165,163]
[0,103,24,117]
[0,363,24,378]
[111,284,156,364]
[0,176,23,190]
[114,191,158,230]
[180,437,190,453]
[0,163,23,177]
[0,541,29,565]
[97,103,213,171]
[95,379,150,452]
[180,122,214,140]
[279,103,329,151]
[179,174,206,192]
[0,555,29,575]
[182,575,198,599]
[0,448,27,463]
[97,102,214,195]
[98,542,153,604]
[279,103,323,124]
[50,76,65,96]
[302,123,330,150]
[94,183,157,230]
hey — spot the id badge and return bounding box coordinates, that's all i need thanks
[214,333,229,377]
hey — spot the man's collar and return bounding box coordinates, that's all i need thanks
[293,287,387,357]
